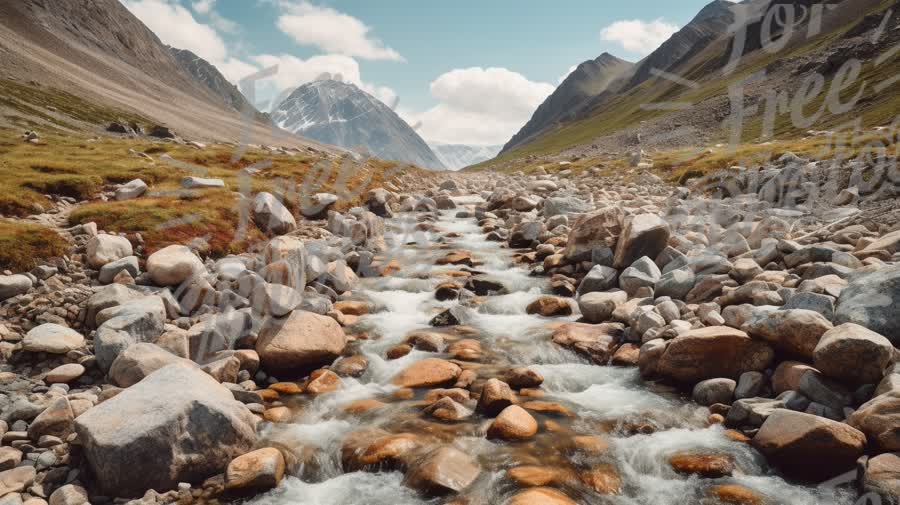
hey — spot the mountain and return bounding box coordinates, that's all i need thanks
[0,0,329,148]
[483,0,897,168]
[170,47,269,123]
[273,80,445,169]
[430,143,503,170]
[503,53,633,152]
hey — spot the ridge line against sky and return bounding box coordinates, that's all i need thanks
[122,0,738,145]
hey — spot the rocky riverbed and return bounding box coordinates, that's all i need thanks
[1,157,899,505]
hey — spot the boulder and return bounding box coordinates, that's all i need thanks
[564,207,623,260]
[21,324,84,354]
[93,296,166,371]
[146,245,205,286]
[262,236,308,289]
[613,214,671,269]
[181,177,224,189]
[742,309,833,359]
[835,266,900,345]
[813,323,893,386]
[115,179,148,201]
[0,274,33,301]
[656,327,774,383]
[98,256,140,284]
[655,268,696,300]
[551,322,623,364]
[752,409,865,480]
[477,378,516,416]
[525,296,573,317]
[849,390,900,451]
[692,378,737,406]
[109,343,196,388]
[256,311,347,377]
[543,196,591,218]
[252,192,296,235]
[27,397,74,440]
[576,265,619,296]
[86,234,133,268]
[863,453,900,504]
[405,446,480,496]
[74,365,257,497]
[578,291,626,323]
[393,358,461,388]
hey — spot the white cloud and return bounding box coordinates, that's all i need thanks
[124,0,228,61]
[192,0,215,14]
[600,18,679,56]
[275,1,403,61]
[412,67,555,145]
[208,11,239,34]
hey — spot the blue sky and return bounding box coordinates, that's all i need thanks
[122,0,731,145]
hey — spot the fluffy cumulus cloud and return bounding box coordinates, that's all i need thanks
[411,67,555,145]
[191,0,215,14]
[123,0,228,61]
[600,18,679,56]
[275,1,403,61]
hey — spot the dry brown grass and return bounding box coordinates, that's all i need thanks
[0,219,68,272]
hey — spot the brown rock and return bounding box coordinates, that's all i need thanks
[406,331,445,352]
[706,484,765,505]
[613,214,671,269]
[849,390,900,451]
[333,300,370,316]
[394,358,461,388]
[551,322,624,364]
[405,446,480,496]
[263,406,292,423]
[611,343,640,366]
[742,309,832,360]
[256,311,347,377]
[387,343,413,359]
[507,466,567,487]
[668,452,734,478]
[863,452,900,503]
[447,339,483,361]
[571,435,610,454]
[424,397,472,421]
[344,399,386,414]
[28,397,74,440]
[772,361,817,395]
[487,405,538,440]
[507,487,578,505]
[342,430,422,471]
[332,355,369,377]
[225,447,285,494]
[503,367,544,389]
[813,323,894,386]
[564,207,624,260]
[521,401,574,417]
[580,464,622,494]
[752,409,866,480]
[436,250,474,266]
[526,297,573,317]
[424,388,470,404]
[656,326,774,383]
[476,378,515,416]
[305,369,341,394]
[269,382,303,394]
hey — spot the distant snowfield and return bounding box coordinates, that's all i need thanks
[428,142,502,170]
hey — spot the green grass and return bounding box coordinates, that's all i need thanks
[0,219,68,272]
[0,128,435,257]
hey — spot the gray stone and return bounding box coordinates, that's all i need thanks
[813,323,894,386]
[692,378,736,406]
[578,291,626,324]
[576,265,618,296]
[98,256,140,284]
[782,291,835,320]
[734,371,768,400]
[74,365,257,497]
[613,214,670,268]
[181,176,225,189]
[86,234,133,269]
[21,324,84,354]
[253,192,296,235]
[655,268,695,300]
[619,256,661,295]
[146,245,205,287]
[543,196,591,218]
[835,266,900,345]
[109,343,196,388]
[115,179,148,201]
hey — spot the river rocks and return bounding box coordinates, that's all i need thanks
[477,378,515,416]
[27,397,74,440]
[576,265,618,296]
[849,390,900,451]
[862,452,900,503]
[74,364,258,497]
[742,309,833,359]
[578,291,626,323]
[507,487,578,505]
[146,245,205,286]
[655,268,696,300]
[564,207,623,260]
[705,484,766,505]
[394,358,461,388]
[655,327,774,383]
[552,322,623,364]
[525,296,572,317]
[256,311,347,377]
[544,196,591,218]
[341,430,422,471]
[813,323,893,386]
[98,255,139,284]
[503,367,544,389]
[752,409,866,480]
[109,343,195,387]
[835,266,900,345]
[0,274,33,301]
[509,221,545,249]
[44,363,85,384]
[21,324,84,354]
[619,256,661,295]
[0,466,35,497]
[86,234,133,268]
[424,397,472,421]
[224,447,285,494]
[253,192,296,235]
[487,405,538,440]
[692,378,737,406]
[405,446,480,496]
[668,452,734,478]
[613,214,671,268]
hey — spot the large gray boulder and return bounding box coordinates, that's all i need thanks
[21,324,84,354]
[813,323,894,386]
[93,296,166,372]
[86,234,133,269]
[564,207,623,261]
[146,245,205,287]
[109,343,196,388]
[543,196,591,218]
[74,364,258,497]
[835,266,900,345]
[613,214,670,268]
[0,274,33,301]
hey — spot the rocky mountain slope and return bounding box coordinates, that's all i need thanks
[488,0,898,167]
[430,142,503,170]
[0,0,328,149]
[170,47,269,123]
[272,80,445,169]
[503,53,633,153]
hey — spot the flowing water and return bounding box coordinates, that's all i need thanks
[248,195,858,505]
